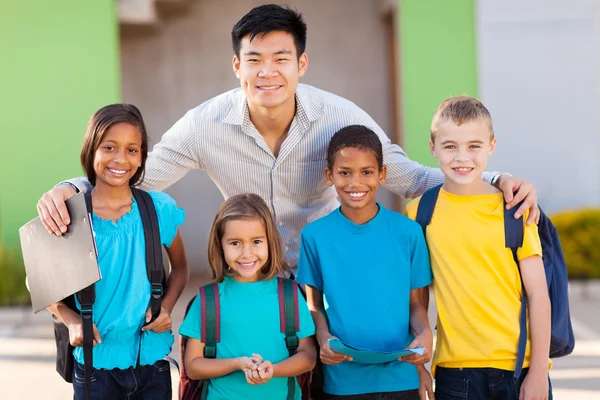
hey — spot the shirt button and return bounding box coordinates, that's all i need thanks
[285,246,289,251]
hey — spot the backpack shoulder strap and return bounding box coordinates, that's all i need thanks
[78,192,96,400]
[503,199,527,379]
[199,283,220,359]
[277,277,300,400]
[503,200,525,255]
[132,188,164,322]
[415,185,443,236]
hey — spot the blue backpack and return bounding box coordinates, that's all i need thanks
[415,184,575,378]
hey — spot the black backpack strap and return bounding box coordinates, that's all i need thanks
[78,192,96,400]
[504,200,527,379]
[199,283,220,400]
[132,188,164,322]
[415,185,443,236]
[278,277,300,400]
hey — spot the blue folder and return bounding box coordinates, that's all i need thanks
[328,338,424,364]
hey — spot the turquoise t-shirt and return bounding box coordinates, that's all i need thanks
[179,276,316,400]
[74,191,185,369]
[296,205,432,396]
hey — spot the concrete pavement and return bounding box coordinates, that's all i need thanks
[1,276,599,399]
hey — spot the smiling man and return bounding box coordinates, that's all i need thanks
[37,4,539,269]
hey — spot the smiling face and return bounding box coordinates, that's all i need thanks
[221,218,269,283]
[325,147,386,216]
[430,119,496,192]
[232,31,308,113]
[92,122,142,189]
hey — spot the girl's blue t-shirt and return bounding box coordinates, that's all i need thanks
[179,276,316,400]
[73,190,185,369]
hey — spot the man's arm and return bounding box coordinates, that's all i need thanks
[519,255,551,400]
[139,112,204,191]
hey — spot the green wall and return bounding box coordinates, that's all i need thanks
[0,1,121,245]
[399,0,478,166]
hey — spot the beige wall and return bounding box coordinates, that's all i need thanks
[120,0,397,270]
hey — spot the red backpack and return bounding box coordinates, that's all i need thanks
[179,277,311,400]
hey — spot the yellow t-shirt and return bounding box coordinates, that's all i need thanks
[406,188,543,376]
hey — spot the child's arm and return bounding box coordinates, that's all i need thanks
[401,288,433,365]
[142,230,190,333]
[47,301,101,347]
[272,336,316,377]
[416,365,434,400]
[305,285,351,365]
[184,337,256,380]
[519,255,551,399]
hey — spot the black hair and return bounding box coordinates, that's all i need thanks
[327,125,384,171]
[80,103,149,187]
[231,4,307,59]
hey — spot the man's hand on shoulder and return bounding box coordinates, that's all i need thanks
[497,174,540,226]
[37,184,77,236]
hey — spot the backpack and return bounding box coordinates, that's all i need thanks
[415,184,575,379]
[52,188,167,400]
[179,277,311,400]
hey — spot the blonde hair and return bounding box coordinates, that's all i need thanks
[430,96,494,142]
[207,193,289,282]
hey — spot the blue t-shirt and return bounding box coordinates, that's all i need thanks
[179,276,316,400]
[74,191,185,369]
[296,205,432,395]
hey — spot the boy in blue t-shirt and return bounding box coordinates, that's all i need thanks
[296,125,433,399]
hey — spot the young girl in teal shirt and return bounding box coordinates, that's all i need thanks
[180,193,316,399]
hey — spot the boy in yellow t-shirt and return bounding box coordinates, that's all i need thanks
[406,96,552,400]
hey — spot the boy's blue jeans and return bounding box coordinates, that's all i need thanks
[435,367,553,399]
[72,360,172,400]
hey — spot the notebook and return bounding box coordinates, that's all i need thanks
[19,192,100,313]
[328,337,424,364]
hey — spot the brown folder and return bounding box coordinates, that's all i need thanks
[19,192,100,313]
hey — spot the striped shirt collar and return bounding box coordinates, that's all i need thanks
[221,84,325,132]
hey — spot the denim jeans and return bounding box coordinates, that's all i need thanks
[435,367,553,400]
[323,390,420,400]
[72,359,172,400]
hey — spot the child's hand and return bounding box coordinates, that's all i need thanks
[236,356,257,373]
[246,360,274,385]
[317,333,352,365]
[519,370,549,400]
[141,306,172,333]
[67,317,101,347]
[400,328,432,365]
[417,366,435,400]
[250,353,263,365]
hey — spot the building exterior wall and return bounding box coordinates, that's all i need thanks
[399,0,479,167]
[477,0,600,212]
[1,1,121,245]
[120,0,397,269]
